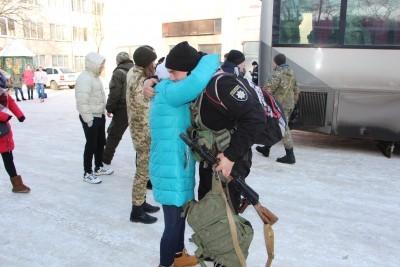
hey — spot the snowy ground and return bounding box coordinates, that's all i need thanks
[0,89,399,267]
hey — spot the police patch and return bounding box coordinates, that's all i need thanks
[230,85,248,101]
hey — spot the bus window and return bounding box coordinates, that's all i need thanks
[345,1,400,46]
[278,0,341,45]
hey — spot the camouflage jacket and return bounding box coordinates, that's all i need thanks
[263,66,299,111]
[126,66,150,132]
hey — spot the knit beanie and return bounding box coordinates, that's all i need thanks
[165,41,201,72]
[274,53,286,66]
[226,50,245,65]
[116,52,130,64]
[133,46,157,68]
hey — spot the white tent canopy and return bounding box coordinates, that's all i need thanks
[0,40,35,57]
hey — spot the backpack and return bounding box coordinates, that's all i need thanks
[184,175,254,267]
[205,73,286,147]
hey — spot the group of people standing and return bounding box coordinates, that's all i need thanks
[73,42,299,267]
[10,65,48,103]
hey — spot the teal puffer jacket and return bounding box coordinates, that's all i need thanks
[149,54,219,207]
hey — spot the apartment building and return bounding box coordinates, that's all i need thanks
[0,0,104,74]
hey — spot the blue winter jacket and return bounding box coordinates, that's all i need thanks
[149,54,219,207]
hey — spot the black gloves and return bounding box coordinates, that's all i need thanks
[6,115,12,122]
[18,116,25,122]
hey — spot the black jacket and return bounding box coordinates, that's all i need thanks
[106,60,134,113]
[200,73,265,163]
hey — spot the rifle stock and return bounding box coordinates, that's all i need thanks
[179,132,278,225]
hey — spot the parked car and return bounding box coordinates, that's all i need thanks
[44,67,80,90]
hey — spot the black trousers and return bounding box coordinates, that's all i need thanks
[103,108,128,164]
[79,115,106,174]
[1,151,17,177]
[198,149,252,214]
[27,85,34,99]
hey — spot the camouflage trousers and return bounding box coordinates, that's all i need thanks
[283,108,294,149]
[129,123,150,206]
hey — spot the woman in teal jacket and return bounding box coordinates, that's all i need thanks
[148,41,219,267]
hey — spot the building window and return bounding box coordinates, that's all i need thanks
[20,0,38,4]
[0,18,16,36]
[50,24,67,40]
[162,18,222,37]
[72,0,92,13]
[73,26,88,41]
[71,0,82,12]
[8,19,15,36]
[243,41,259,65]
[23,21,43,39]
[0,18,6,35]
[33,55,45,68]
[52,55,69,67]
[48,0,65,8]
[198,44,222,56]
[74,55,85,70]
[93,1,104,15]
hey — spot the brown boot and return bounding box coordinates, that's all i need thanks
[174,248,198,267]
[11,175,30,193]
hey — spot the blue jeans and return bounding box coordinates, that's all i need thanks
[36,83,45,99]
[160,205,186,266]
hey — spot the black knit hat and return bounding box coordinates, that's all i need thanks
[226,50,245,65]
[133,46,157,68]
[274,53,286,66]
[165,41,201,72]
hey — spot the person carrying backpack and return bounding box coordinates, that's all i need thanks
[256,53,300,164]
[196,50,265,213]
[191,49,265,267]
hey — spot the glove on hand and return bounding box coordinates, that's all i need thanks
[18,116,25,122]
[87,120,93,127]
[6,115,12,122]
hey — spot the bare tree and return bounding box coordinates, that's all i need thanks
[92,2,104,54]
[0,0,36,22]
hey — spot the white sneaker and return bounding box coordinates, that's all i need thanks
[94,166,114,176]
[83,173,102,184]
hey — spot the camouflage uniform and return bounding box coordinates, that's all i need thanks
[126,66,150,206]
[264,66,299,149]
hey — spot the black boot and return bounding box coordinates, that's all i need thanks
[146,180,153,190]
[256,145,271,157]
[143,201,160,213]
[130,203,157,224]
[276,148,296,164]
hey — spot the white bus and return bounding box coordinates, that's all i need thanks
[259,0,400,156]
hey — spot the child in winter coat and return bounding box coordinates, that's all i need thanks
[0,70,30,193]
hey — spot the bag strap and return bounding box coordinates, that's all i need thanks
[213,172,247,267]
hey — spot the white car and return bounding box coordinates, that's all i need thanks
[45,67,80,90]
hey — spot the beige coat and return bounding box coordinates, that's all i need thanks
[75,52,106,124]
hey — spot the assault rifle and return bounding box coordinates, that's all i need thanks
[179,132,278,226]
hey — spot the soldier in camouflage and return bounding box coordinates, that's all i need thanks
[126,46,160,224]
[257,53,300,164]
